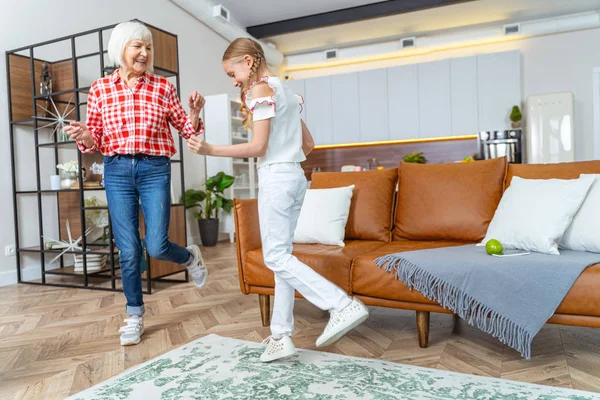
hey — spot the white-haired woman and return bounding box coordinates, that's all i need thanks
[64,21,208,346]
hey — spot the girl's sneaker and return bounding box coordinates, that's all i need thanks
[316,297,369,348]
[260,335,297,362]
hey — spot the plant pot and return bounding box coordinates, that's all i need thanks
[198,218,219,247]
[511,121,521,129]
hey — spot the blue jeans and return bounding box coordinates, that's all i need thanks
[104,154,191,316]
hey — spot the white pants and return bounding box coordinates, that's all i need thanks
[257,162,352,338]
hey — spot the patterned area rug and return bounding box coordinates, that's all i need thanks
[69,334,598,400]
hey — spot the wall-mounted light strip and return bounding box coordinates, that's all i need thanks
[314,134,478,150]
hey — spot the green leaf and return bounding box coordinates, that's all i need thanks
[184,189,206,208]
[222,198,233,214]
[215,172,235,192]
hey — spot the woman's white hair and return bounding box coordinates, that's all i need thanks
[107,21,154,72]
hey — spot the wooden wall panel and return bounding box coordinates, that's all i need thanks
[148,27,178,73]
[8,54,45,121]
[302,138,478,180]
[50,60,75,103]
[58,191,82,241]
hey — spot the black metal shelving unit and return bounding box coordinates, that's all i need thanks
[6,19,189,293]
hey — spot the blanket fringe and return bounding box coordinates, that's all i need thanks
[374,254,533,359]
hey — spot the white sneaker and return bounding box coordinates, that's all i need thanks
[119,315,144,346]
[260,335,297,362]
[186,245,208,288]
[316,297,369,348]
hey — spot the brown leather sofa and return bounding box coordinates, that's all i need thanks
[233,157,600,348]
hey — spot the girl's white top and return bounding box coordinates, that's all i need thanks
[245,76,306,168]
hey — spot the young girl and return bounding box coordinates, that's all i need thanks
[187,38,369,362]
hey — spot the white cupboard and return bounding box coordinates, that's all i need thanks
[358,68,388,142]
[387,64,419,140]
[331,73,360,144]
[418,60,452,138]
[450,56,479,136]
[285,50,521,145]
[304,76,333,145]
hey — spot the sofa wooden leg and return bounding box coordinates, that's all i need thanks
[416,311,430,348]
[452,314,461,333]
[259,294,271,327]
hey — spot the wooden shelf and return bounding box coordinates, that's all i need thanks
[7,20,187,293]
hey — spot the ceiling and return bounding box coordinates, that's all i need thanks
[215,0,600,54]
[216,0,385,27]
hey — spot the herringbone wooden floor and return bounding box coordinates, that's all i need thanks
[1,243,599,399]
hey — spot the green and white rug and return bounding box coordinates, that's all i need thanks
[69,334,598,400]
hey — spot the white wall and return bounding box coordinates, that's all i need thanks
[285,27,600,162]
[0,0,237,285]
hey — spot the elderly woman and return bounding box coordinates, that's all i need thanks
[64,21,207,346]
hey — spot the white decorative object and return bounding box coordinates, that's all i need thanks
[560,174,600,253]
[293,185,355,247]
[526,92,575,164]
[57,160,79,189]
[90,162,104,187]
[50,175,61,190]
[480,176,595,255]
[35,94,75,141]
[43,220,93,264]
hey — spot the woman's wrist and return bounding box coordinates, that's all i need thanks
[190,114,200,130]
[82,137,94,148]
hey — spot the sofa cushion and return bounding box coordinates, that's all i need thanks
[244,240,386,293]
[393,157,507,241]
[480,175,596,255]
[310,169,398,242]
[506,160,600,187]
[561,174,600,253]
[294,185,354,247]
[351,240,473,302]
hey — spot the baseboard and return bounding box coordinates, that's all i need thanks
[188,234,232,246]
[0,265,44,287]
[0,260,69,287]
[188,235,201,246]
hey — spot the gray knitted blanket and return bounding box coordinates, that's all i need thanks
[374,244,599,359]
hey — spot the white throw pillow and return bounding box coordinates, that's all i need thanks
[560,174,600,253]
[479,175,595,255]
[293,185,355,247]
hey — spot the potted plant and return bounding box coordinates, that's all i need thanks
[56,160,79,189]
[510,105,522,128]
[184,172,235,247]
[403,152,427,164]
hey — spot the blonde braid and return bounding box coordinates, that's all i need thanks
[248,53,262,80]
[243,54,264,130]
[222,38,268,132]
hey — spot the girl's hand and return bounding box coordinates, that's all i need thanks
[188,91,205,115]
[63,121,92,143]
[187,135,212,155]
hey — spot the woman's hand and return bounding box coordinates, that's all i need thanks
[63,121,93,146]
[188,91,205,116]
[187,135,212,155]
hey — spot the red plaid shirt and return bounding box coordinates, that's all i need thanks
[77,69,203,157]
